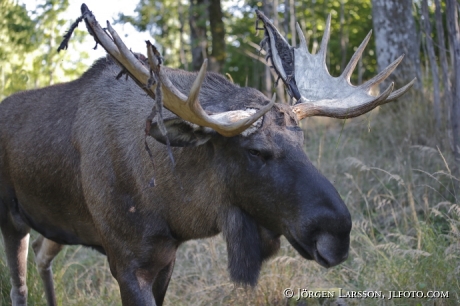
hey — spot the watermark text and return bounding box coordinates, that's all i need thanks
[282,288,450,301]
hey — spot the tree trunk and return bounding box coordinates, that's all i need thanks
[284,0,289,36]
[339,0,348,71]
[189,0,208,72]
[311,0,319,54]
[421,0,441,132]
[208,0,226,73]
[260,0,286,103]
[178,3,189,71]
[371,0,422,91]
[446,0,460,168]
[435,0,452,126]
[272,0,279,28]
[262,0,273,98]
[289,0,296,47]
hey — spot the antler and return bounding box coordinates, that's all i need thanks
[256,10,415,120]
[81,4,274,137]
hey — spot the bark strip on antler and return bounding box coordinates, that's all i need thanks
[256,10,416,120]
[81,4,274,137]
[256,10,300,100]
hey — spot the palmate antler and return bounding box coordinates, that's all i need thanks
[80,4,274,137]
[255,10,416,120]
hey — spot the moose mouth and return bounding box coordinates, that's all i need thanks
[285,229,348,268]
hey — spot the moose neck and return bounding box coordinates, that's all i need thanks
[148,142,229,241]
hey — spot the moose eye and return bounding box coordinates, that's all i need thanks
[248,149,261,157]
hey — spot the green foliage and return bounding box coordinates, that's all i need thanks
[120,0,377,89]
[0,0,37,55]
[0,0,89,100]
[224,7,266,87]
[119,0,187,68]
[0,0,38,97]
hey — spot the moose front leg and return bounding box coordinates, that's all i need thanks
[32,235,63,306]
[116,268,156,306]
[152,258,176,306]
[106,242,178,306]
[111,260,176,305]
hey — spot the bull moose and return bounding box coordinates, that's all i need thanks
[0,4,414,306]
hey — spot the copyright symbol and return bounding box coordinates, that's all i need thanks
[283,288,294,298]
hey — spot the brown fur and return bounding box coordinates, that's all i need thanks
[0,56,351,305]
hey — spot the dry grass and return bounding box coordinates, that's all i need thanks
[1,94,459,305]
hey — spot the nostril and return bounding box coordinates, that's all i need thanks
[315,234,350,268]
[314,251,331,268]
[285,220,350,268]
[313,241,331,268]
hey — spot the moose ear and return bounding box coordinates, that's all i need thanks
[149,118,215,147]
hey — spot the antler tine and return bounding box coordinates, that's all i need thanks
[296,22,309,54]
[360,55,404,91]
[293,82,394,120]
[256,9,414,121]
[318,14,332,60]
[84,15,152,87]
[151,55,208,122]
[386,78,416,103]
[341,30,372,82]
[83,7,274,138]
[188,58,207,108]
[151,48,274,137]
[83,12,159,102]
[106,22,151,84]
[350,82,394,116]
[209,94,277,130]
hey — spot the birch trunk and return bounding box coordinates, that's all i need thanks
[284,0,289,36]
[446,0,460,167]
[262,0,273,98]
[371,0,422,90]
[421,0,441,132]
[434,0,452,124]
[178,3,188,71]
[339,0,348,71]
[289,0,296,47]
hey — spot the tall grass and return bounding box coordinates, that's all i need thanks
[0,94,459,305]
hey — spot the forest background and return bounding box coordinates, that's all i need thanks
[1,0,459,305]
